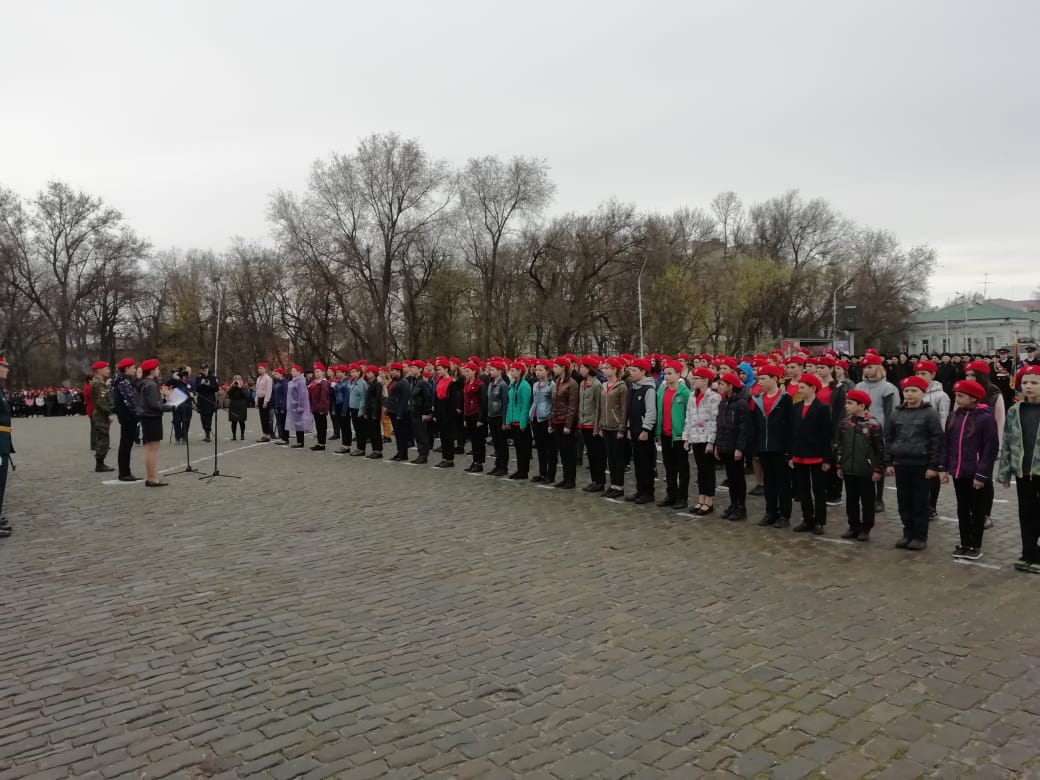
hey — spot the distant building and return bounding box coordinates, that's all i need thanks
[905,299,1040,355]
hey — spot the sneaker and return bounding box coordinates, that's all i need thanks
[963,548,982,561]
[410,456,428,465]
[367,452,382,459]
[335,447,351,454]
[586,483,604,493]
[349,450,366,457]
[1014,559,1031,572]
[434,460,454,468]
[906,539,927,551]
[929,509,938,523]
[1028,562,1040,575]
[748,484,764,497]
[721,505,735,520]
[826,497,843,507]
[656,496,675,508]
[952,546,968,559]
[772,516,790,529]
[983,516,994,529]
[874,499,885,513]
[894,537,911,549]
[856,531,870,542]
[604,488,622,499]
[530,475,546,484]
[633,494,654,505]
[757,514,776,527]
[728,506,747,521]
[672,501,689,512]
[840,528,858,539]
[792,522,813,533]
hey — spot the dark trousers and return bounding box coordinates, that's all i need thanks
[981,479,995,519]
[760,451,791,518]
[604,431,625,487]
[258,399,271,436]
[720,453,746,506]
[369,418,383,452]
[895,465,931,541]
[532,420,555,480]
[350,409,366,451]
[553,427,577,483]
[437,407,455,462]
[691,443,716,498]
[337,412,351,446]
[510,425,531,475]
[313,413,327,445]
[1016,476,1040,563]
[231,418,245,438]
[953,477,988,549]
[173,406,191,441]
[844,474,876,532]
[876,473,887,503]
[582,429,606,486]
[488,417,508,470]
[659,437,689,501]
[117,422,136,478]
[296,431,305,445]
[394,416,412,458]
[0,454,8,515]
[929,476,941,511]
[89,416,96,450]
[631,436,656,496]
[276,411,288,441]
[411,414,430,457]
[197,397,216,434]
[794,462,828,527]
[331,409,340,437]
[465,416,485,464]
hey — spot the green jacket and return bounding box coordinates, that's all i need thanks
[0,386,13,457]
[997,401,1040,482]
[834,413,885,477]
[655,381,692,442]
[505,379,532,430]
[91,377,113,417]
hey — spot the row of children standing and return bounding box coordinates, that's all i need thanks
[253,351,1040,572]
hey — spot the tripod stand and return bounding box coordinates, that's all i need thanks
[197,397,240,482]
[168,395,198,476]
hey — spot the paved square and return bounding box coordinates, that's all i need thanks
[1,417,1038,779]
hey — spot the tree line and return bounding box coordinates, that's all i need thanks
[0,132,935,386]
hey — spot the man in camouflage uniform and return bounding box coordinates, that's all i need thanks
[90,360,115,473]
[0,356,14,537]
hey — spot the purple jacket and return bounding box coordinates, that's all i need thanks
[942,405,998,481]
[287,375,313,433]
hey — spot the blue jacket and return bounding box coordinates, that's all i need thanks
[348,378,367,411]
[272,377,289,412]
[529,379,554,422]
[112,374,138,425]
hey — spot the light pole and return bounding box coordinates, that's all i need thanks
[831,276,854,341]
[636,255,649,356]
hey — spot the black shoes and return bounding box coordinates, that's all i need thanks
[857,531,870,542]
[874,499,885,513]
[488,468,508,477]
[656,496,675,508]
[410,456,428,464]
[530,475,547,484]
[555,481,576,490]
[728,506,747,521]
[748,485,765,497]
[692,504,715,516]
[604,488,623,499]
[335,447,351,454]
[633,493,654,505]
[906,539,927,551]
[95,461,115,473]
[894,537,911,549]
[672,501,688,512]
[145,480,168,487]
[367,452,382,459]
[310,444,325,451]
[792,522,814,533]
[772,516,790,528]
[434,460,454,468]
[840,528,858,539]
[350,450,367,457]
[584,483,605,493]
[231,435,237,441]
[465,463,483,473]
[721,505,734,520]
[757,514,777,527]
[290,443,304,448]
[118,475,143,482]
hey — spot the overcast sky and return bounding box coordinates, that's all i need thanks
[1,0,1037,306]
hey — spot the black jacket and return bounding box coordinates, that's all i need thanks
[387,377,411,419]
[884,402,944,469]
[751,391,792,455]
[408,376,433,417]
[363,379,385,419]
[790,399,835,462]
[227,385,249,421]
[715,388,753,455]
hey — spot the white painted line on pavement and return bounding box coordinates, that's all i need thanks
[815,537,856,545]
[953,559,1001,570]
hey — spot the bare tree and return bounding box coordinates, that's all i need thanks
[0,182,148,375]
[457,155,555,354]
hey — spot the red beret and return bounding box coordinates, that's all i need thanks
[92,360,108,370]
[140,358,159,373]
[564,353,578,362]
[953,380,986,400]
[914,360,938,374]
[965,360,991,375]
[509,361,525,372]
[313,361,325,371]
[676,353,690,360]
[630,358,652,373]
[836,359,849,370]
[846,389,872,408]
[901,376,929,391]
[718,372,743,389]
[785,356,805,366]
[663,360,683,373]
[817,356,836,368]
[257,362,268,368]
[799,373,823,392]
[604,357,625,371]
[757,365,783,379]
[291,364,303,372]
[696,354,712,362]
[462,362,480,371]
[865,348,880,356]
[860,355,884,367]
[553,357,571,369]
[1023,365,1040,376]
[581,355,601,370]
[489,359,508,372]
[272,366,285,374]
[390,362,403,370]
[435,357,450,368]
[720,357,738,369]
[692,367,716,381]
[116,358,136,370]
[364,365,378,374]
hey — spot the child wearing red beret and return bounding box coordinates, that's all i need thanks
[835,390,885,540]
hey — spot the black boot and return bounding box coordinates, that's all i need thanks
[95,458,114,473]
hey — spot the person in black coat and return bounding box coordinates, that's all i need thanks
[408,362,434,464]
[227,376,249,440]
[790,373,835,534]
[715,372,753,521]
[386,364,413,461]
[750,366,793,527]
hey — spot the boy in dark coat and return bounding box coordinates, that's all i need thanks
[834,389,885,541]
[790,373,834,534]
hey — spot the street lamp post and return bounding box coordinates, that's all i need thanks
[636,255,649,356]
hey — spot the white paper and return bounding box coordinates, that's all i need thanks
[167,388,190,407]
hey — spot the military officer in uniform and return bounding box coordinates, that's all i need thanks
[90,360,116,472]
[0,356,14,538]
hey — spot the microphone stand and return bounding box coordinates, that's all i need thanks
[200,282,240,484]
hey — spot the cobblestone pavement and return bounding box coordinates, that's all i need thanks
[1,417,1039,780]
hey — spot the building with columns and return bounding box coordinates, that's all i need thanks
[904,298,1040,355]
